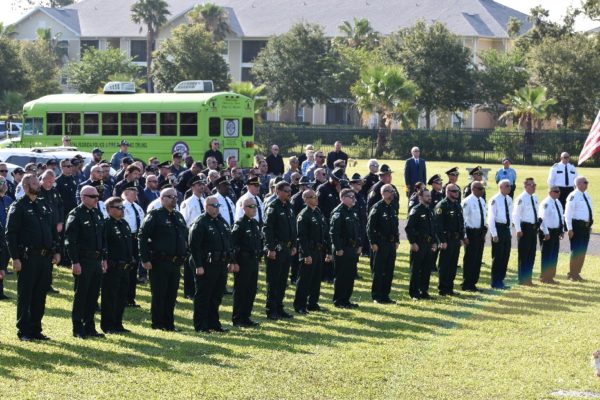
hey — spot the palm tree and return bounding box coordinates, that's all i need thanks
[188,3,232,41]
[229,81,269,121]
[131,0,171,93]
[0,22,16,39]
[352,64,418,157]
[337,18,379,50]
[500,86,556,162]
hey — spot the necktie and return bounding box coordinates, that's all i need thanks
[503,196,509,224]
[131,203,140,232]
[224,196,234,226]
[415,159,419,167]
[564,164,568,187]
[530,195,538,223]
[198,196,204,214]
[554,200,565,231]
[477,197,484,229]
[255,196,263,224]
[583,193,593,223]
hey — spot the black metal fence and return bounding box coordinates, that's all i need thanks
[255,124,598,167]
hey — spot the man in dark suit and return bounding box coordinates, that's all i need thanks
[266,145,284,176]
[404,146,427,198]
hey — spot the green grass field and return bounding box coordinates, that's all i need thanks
[1,161,599,399]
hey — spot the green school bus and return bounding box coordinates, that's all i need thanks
[16,84,256,167]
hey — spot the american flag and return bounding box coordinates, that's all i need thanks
[579,110,600,165]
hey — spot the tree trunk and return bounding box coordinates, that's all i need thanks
[375,112,386,158]
[294,101,300,123]
[146,29,154,93]
[523,114,533,163]
[425,108,431,129]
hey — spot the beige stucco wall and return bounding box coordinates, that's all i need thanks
[12,10,79,41]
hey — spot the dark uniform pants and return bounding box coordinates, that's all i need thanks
[126,237,140,303]
[294,249,324,309]
[265,247,291,315]
[290,252,300,284]
[462,228,486,290]
[72,258,102,334]
[183,255,195,298]
[539,229,560,281]
[333,246,358,305]
[517,224,537,284]
[569,222,591,277]
[491,224,511,287]
[16,253,52,337]
[371,242,396,301]
[101,263,129,332]
[438,237,461,293]
[149,261,181,329]
[194,262,227,330]
[409,241,433,298]
[558,186,574,209]
[233,254,259,323]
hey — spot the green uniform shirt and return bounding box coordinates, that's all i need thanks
[38,186,64,226]
[65,204,107,263]
[367,199,400,246]
[231,215,263,262]
[434,198,465,240]
[263,198,297,251]
[329,203,360,252]
[105,217,133,264]
[405,203,438,245]
[297,206,330,259]
[188,213,232,269]
[138,207,188,263]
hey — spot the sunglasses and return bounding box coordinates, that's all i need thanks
[163,195,177,199]
[63,165,72,168]
[305,195,317,199]
[245,204,258,209]
[583,181,589,184]
[0,170,8,173]
[449,189,460,193]
[473,187,483,191]
[316,155,325,158]
[208,203,220,208]
[84,194,99,199]
[109,205,125,210]
[344,195,356,199]
[282,189,292,193]
[551,190,560,193]
[383,189,395,193]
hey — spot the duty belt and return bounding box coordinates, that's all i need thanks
[152,253,186,264]
[521,222,539,230]
[206,251,230,263]
[495,222,510,229]
[24,247,52,257]
[276,242,292,250]
[81,250,102,260]
[418,235,433,244]
[345,239,358,247]
[573,219,593,229]
[444,232,462,240]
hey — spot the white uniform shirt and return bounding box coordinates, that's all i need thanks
[487,192,513,237]
[98,201,108,219]
[234,191,264,224]
[564,189,593,230]
[122,199,145,233]
[181,194,205,226]
[538,196,564,235]
[462,194,487,230]
[146,198,179,213]
[547,162,577,188]
[15,182,25,200]
[512,192,539,232]
[216,192,236,227]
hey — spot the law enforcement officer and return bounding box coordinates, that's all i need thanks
[435,184,464,296]
[6,174,60,341]
[495,158,517,198]
[180,175,207,299]
[234,176,264,225]
[350,173,369,258]
[405,189,438,300]
[65,185,107,339]
[101,197,134,334]
[367,184,399,303]
[189,195,233,333]
[367,164,399,214]
[488,179,513,290]
[565,176,593,282]
[461,181,487,292]
[215,176,236,227]
[464,166,485,200]
[139,188,189,331]
[263,181,297,320]
[56,159,78,266]
[428,174,444,210]
[548,152,577,208]
[330,188,362,308]
[538,186,564,284]
[290,176,312,218]
[0,223,7,301]
[362,159,380,197]
[317,168,343,283]
[512,177,539,285]
[113,165,141,198]
[231,197,263,327]
[293,189,331,313]
[443,167,461,202]
[121,186,145,306]
[39,169,64,294]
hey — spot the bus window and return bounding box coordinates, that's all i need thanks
[47,113,62,136]
[121,113,138,136]
[209,117,220,136]
[160,112,177,136]
[102,113,118,136]
[180,113,197,136]
[84,113,99,134]
[24,117,43,135]
[242,118,253,136]
[141,113,157,135]
[65,113,81,136]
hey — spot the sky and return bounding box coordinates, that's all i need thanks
[0,0,598,31]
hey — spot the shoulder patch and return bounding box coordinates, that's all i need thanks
[569,195,574,201]
[491,199,495,205]
[518,199,522,205]
[435,208,442,215]
[544,203,548,209]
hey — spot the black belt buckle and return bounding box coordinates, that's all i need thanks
[40,249,50,257]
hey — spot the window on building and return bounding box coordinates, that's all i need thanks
[296,107,304,123]
[141,113,157,135]
[160,113,177,136]
[80,40,99,57]
[83,113,99,134]
[242,40,267,63]
[56,40,69,60]
[241,67,258,84]
[106,38,120,50]
[180,113,197,136]
[65,113,81,135]
[242,118,253,136]
[121,113,138,136]
[102,113,118,135]
[47,113,62,136]
[130,40,147,62]
[209,117,220,136]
